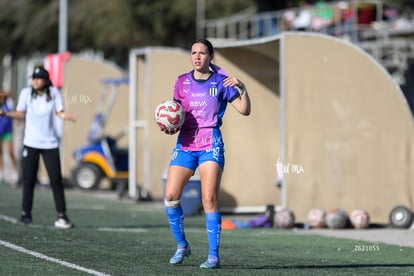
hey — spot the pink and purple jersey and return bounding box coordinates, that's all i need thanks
[173,71,239,151]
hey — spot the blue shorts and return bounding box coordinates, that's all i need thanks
[170,146,225,171]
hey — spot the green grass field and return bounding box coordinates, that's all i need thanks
[1,183,414,276]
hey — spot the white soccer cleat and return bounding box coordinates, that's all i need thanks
[54,215,73,229]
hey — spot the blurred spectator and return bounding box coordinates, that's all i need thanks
[256,0,285,36]
[383,7,411,30]
[283,1,296,30]
[357,3,376,27]
[312,0,335,33]
[283,10,295,30]
[384,7,398,23]
[337,1,354,39]
[0,89,18,186]
[292,1,312,31]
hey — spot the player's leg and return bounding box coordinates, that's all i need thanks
[4,134,17,169]
[165,150,196,264]
[198,149,224,269]
[3,133,18,184]
[42,148,72,228]
[20,146,40,224]
[0,136,4,182]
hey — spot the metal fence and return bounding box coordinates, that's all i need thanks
[203,0,399,43]
[203,0,414,85]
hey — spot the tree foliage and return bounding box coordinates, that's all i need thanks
[0,0,253,67]
[1,0,413,67]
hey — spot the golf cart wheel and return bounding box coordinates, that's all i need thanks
[72,163,103,190]
[389,206,413,228]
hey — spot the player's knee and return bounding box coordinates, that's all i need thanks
[164,198,180,208]
[202,196,217,210]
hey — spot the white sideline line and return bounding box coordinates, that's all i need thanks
[0,239,111,276]
[0,214,111,276]
[0,214,44,228]
[0,214,19,224]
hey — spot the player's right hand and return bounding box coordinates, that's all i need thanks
[161,127,180,135]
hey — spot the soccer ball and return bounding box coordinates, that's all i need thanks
[350,209,370,229]
[389,205,414,229]
[307,209,326,228]
[154,100,185,132]
[274,208,295,229]
[326,209,348,229]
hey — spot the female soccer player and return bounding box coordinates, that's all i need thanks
[163,39,251,269]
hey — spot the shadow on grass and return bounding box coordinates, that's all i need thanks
[78,223,207,230]
[224,263,414,270]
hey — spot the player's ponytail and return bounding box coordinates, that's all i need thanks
[209,63,227,76]
[209,63,220,73]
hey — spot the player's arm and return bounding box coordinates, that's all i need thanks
[223,76,251,116]
[56,110,76,122]
[0,110,25,120]
[0,89,11,97]
[231,87,250,116]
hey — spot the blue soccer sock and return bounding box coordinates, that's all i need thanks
[166,205,188,248]
[205,211,222,261]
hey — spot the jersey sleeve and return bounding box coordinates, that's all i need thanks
[223,85,239,103]
[53,88,64,112]
[16,88,30,112]
[173,76,183,103]
[173,79,179,102]
[6,97,14,110]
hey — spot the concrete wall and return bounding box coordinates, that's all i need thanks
[58,33,414,223]
[61,56,129,181]
[131,33,414,223]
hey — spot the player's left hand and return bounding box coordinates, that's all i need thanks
[60,113,77,122]
[65,113,77,122]
[223,76,245,91]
